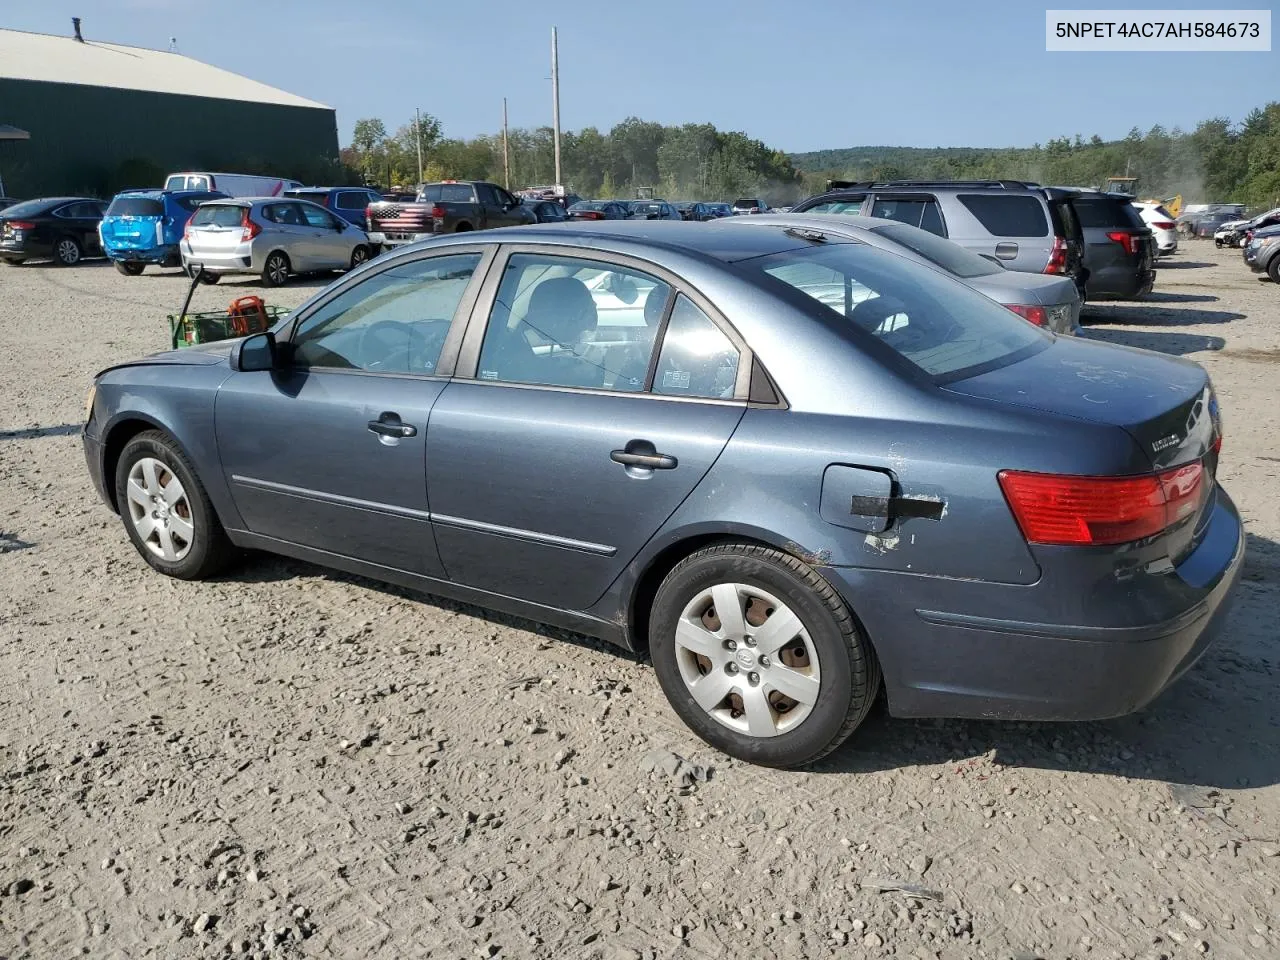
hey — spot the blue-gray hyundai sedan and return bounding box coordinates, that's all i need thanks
[82,221,1244,768]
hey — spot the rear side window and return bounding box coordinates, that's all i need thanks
[1073,198,1145,229]
[956,194,1049,237]
[106,197,163,217]
[336,191,369,209]
[440,184,474,202]
[418,184,442,202]
[190,205,245,227]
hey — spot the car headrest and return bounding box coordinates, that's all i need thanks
[526,276,598,345]
[643,286,667,326]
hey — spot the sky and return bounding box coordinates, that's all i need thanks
[6,1,1277,153]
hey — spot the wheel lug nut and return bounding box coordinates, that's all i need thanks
[748,672,760,685]
[759,656,771,668]
[726,663,739,675]
[745,637,756,647]
[726,640,737,651]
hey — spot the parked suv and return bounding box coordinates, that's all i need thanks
[100,189,227,275]
[283,186,384,227]
[180,197,372,287]
[732,198,769,215]
[791,180,1088,297]
[1059,190,1155,300]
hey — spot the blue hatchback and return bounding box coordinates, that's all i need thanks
[100,190,227,275]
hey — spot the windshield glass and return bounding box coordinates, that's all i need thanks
[870,222,1001,279]
[106,196,164,217]
[747,243,1047,379]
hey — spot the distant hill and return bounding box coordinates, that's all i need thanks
[789,145,1036,174]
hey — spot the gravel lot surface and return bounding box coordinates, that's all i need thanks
[0,244,1277,960]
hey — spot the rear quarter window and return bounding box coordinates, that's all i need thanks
[957,194,1048,237]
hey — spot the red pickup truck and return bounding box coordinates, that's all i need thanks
[366,180,535,250]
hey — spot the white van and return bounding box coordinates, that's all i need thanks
[163,172,303,198]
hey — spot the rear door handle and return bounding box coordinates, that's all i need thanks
[611,446,677,470]
[368,413,416,438]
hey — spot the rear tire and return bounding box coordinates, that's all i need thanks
[114,261,145,276]
[649,543,880,768]
[198,272,220,285]
[114,430,235,581]
[53,236,82,266]
[1268,257,1280,284]
[261,251,290,287]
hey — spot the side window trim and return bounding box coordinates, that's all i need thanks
[277,244,499,380]
[453,243,754,402]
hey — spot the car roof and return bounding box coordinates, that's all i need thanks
[385,219,818,263]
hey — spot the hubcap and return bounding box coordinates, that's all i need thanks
[269,257,286,282]
[674,583,820,738]
[58,240,79,263]
[125,457,194,562]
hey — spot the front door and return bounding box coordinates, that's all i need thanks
[427,250,748,610]
[215,250,488,575]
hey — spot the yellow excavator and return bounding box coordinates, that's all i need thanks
[1104,177,1182,217]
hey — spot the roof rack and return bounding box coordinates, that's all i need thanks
[825,179,1039,191]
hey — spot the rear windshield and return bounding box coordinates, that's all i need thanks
[748,243,1046,380]
[735,199,759,207]
[1,199,57,218]
[957,194,1048,237]
[870,222,1001,279]
[106,196,164,217]
[1073,198,1146,229]
[570,201,608,211]
[631,203,664,215]
[189,205,245,227]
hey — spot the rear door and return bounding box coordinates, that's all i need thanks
[58,201,105,254]
[216,249,489,574]
[334,190,372,225]
[425,247,749,610]
[297,201,350,268]
[1072,196,1154,297]
[185,203,247,264]
[951,193,1052,271]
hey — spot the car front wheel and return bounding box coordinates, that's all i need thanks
[349,245,370,270]
[114,430,234,580]
[649,543,880,768]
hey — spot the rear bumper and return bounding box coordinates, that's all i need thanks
[0,240,47,258]
[180,239,257,274]
[368,228,438,247]
[838,489,1245,722]
[106,244,178,265]
[1086,267,1155,300]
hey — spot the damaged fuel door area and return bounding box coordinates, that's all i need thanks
[819,464,946,536]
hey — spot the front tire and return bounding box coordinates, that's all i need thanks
[114,430,234,580]
[349,245,370,270]
[114,261,145,276]
[54,237,82,266]
[649,543,880,768]
[261,251,290,287]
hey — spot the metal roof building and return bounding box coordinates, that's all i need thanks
[0,24,339,199]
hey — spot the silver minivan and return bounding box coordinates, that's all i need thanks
[180,197,371,287]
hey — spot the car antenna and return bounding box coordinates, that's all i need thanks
[783,226,827,243]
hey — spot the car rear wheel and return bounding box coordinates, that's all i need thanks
[1268,258,1280,284]
[198,272,220,285]
[649,543,880,768]
[261,251,290,287]
[114,430,234,580]
[114,261,145,276]
[54,237,82,266]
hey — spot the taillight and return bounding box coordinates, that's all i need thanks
[9,220,35,230]
[1005,304,1047,326]
[577,211,604,220]
[1106,231,1140,255]
[1212,434,1222,456]
[1152,221,1175,230]
[240,209,261,241]
[429,205,445,219]
[998,462,1206,547]
[1044,235,1067,274]
[183,220,192,241]
[365,204,373,228]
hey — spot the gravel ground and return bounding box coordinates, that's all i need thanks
[0,245,1277,960]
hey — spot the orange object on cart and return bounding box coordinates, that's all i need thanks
[226,295,268,336]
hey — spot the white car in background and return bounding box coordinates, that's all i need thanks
[1133,202,1178,258]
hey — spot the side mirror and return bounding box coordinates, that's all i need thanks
[231,331,278,372]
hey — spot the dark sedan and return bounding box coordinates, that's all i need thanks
[83,221,1242,768]
[523,199,569,223]
[675,202,715,222]
[567,200,630,221]
[0,196,108,266]
[628,201,682,221]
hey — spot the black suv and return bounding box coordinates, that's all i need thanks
[1044,189,1155,300]
[792,180,1088,298]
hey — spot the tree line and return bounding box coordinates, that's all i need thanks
[341,101,1280,209]
[791,102,1280,210]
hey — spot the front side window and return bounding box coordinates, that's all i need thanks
[476,253,672,392]
[290,253,482,373]
[751,243,1047,380]
[653,296,740,400]
[299,203,337,229]
[475,184,499,206]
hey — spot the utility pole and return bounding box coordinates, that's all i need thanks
[551,26,562,187]
[502,98,511,190]
[414,107,424,186]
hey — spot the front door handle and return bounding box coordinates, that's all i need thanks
[611,444,677,470]
[367,413,416,439]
